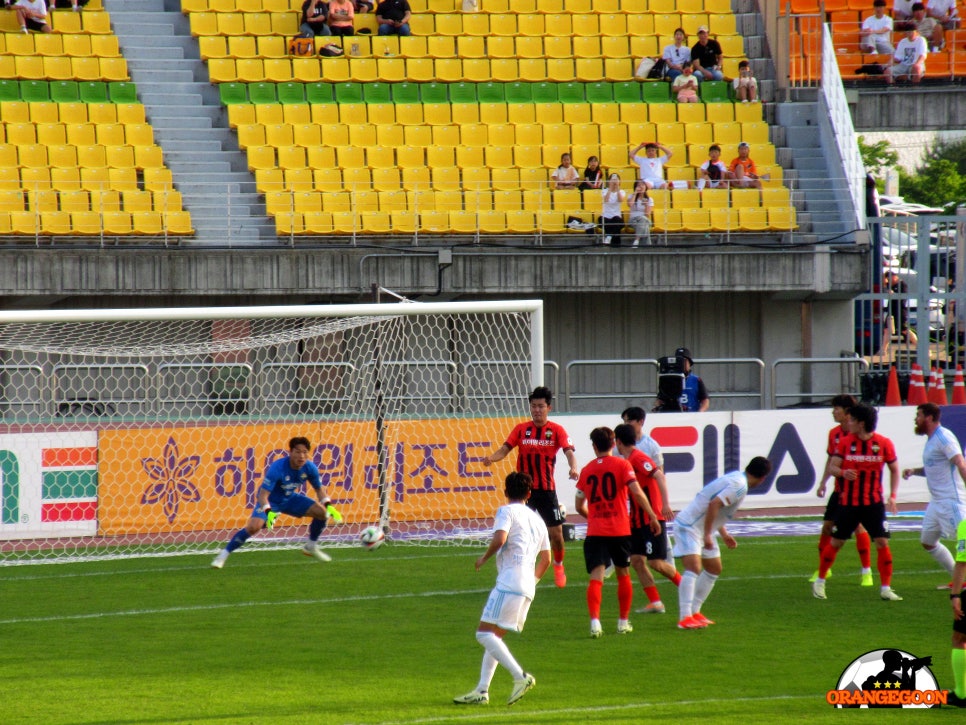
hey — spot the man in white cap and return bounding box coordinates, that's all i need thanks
[690,26,724,82]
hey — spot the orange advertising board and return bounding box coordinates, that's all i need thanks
[98,419,517,535]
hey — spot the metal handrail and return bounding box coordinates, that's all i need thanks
[771,356,869,408]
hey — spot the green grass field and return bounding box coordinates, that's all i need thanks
[2,531,962,725]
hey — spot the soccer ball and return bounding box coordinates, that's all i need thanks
[360,526,385,551]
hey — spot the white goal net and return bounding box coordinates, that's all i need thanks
[0,300,544,563]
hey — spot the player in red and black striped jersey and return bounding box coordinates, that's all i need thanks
[484,386,578,588]
[812,403,903,602]
[575,426,656,637]
[615,424,682,615]
[811,395,874,586]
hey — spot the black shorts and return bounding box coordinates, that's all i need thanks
[584,535,631,573]
[823,490,842,522]
[831,503,890,541]
[630,520,669,560]
[527,489,564,529]
[25,18,49,31]
[955,609,966,637]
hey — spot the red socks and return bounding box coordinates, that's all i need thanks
[587,579,603,619]
[617,575,633,619]
[856,530,872,569]
[644,585,661,604]
[819,544,839,578]
[877,546,893,586]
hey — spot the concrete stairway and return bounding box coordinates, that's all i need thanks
[104,0,275,244]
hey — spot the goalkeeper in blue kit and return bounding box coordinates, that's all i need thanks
[211,436,342,568]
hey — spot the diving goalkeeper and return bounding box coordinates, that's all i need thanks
[211,436,341,568]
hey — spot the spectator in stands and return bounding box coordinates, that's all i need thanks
[628,142,673,191]
[301,0,333,38]
[327,0,356,36]
[375,0,411,35]
[911,2,945,51]
[627,180,653,248]
[552,153,580,190]
[729,142,767,191]
[860,0,894,55]
[662,28,691,81]
[926,0,960,31]
[579,156,604,193]
[691,26,724,82]
[893,0,916,28]
[884,24,928,83]
[50,0,87,10]
[733,59,758,102]
[14,0,52,33]
[600,174,627,247]
[355,0,374,12]
[672,62,700,102]
[696,145,732,191]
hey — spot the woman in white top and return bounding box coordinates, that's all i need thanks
[627,180,653,248]
[662,28,691,81]
[551,153,580,190]
[600,174,627,247]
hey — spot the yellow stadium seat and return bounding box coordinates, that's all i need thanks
[48,144,80,169]
[50,168,81,191]
[769,206,798,230]
[271,11,299,35]
[28,189,59,213]
[6,122,36,145]
[537,209,565,232]
[91,35,122,58]
[368,147,397,171]
[10,211,40,236]
[700,187,730,209]
[59,190,90,213]
[518,59,548,83]
[377,189,406,211]
[463,58,491,83]
[82,11,112,34]
[216,13,245,34]
[761,187,792,208]
[265,123,295,146]
[546,58,576,81]
[15,56,46,80]
[739,206,769,231]
[331,211,361,234]
[107,165,138,189]
[244,12,273,35]
[39,211,70,235]
[164,211,195,236]
[418,209,448,232]
[207,59,237,83]
[277,145,308,169]
[43,56,75,82]
[264,58,293,82]
[562,103,591,124]
[19,142,47,167]
[189,12,218,35]
[236,58,265,82]
[62,34,92,57]
[321,191,351,213]
[740,121,771,145]
[456,145,486,170]
[300,212,331,234]
[463,13,489,36]
[319,123,349,146]
[5,33,35,56]
[1,101,29,123]
[131,211,163,235]
[0,190,25,212]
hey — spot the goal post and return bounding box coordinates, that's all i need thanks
[0,300,544,563]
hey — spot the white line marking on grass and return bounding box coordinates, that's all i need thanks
[0,587,493,626]
[346,694,817,725]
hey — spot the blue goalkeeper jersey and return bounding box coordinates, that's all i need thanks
[260,456,322,507]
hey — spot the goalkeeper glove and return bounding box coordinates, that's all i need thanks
[265,509,278,529]
[325,503,343,523]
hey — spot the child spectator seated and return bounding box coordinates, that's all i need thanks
[672,62,699,103]
[733,60,758,103]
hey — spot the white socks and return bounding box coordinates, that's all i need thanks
[692,570,719,613]
[678,570,698,619]
[475,631,524,683]
[928,543,956,574]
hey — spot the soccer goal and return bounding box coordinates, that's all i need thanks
[0,300,544,563]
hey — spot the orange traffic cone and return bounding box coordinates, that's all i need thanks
[935,368,949,406]
[907,364,928,405]
[928,368,940,404]
[885,366,902,406]
[952,365,966,405]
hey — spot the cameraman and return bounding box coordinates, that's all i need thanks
[654,347,709,413]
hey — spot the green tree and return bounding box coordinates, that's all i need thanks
[857,136,898,181]
[897,138,966,210]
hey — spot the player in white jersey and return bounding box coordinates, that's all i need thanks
[902,403,966,587]
[454,472,550,707]
[672,457,772,630]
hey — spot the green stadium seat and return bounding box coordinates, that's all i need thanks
[699,81,731,103]
[448,82,477,104]
[475,82,504,104]
[391,82,420,104]
[78,81,109,104]
[557,82,584,104]
[248,82,277,105]
[613,81,642,103]
[585,82,613,104]
[531,82,558,103]
[0,80,20,103]
[305,82,334,104]
[420,82,448,104]
[20,81,50,103]
[277,82,305,104]
[219,82,249,106]
[107,82,138,104]
[642,81,671,103]
[363,82,392,104]
[50,81,80,104]
[505,82,533,104]
[333,82,364,104]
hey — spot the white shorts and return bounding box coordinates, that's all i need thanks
[920,499,966,546]
[671,522,721,559]
[481,588,532,633]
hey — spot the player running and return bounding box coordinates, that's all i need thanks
[211,436,341,568]
[901,403,966,589]
[484,386,578,588]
